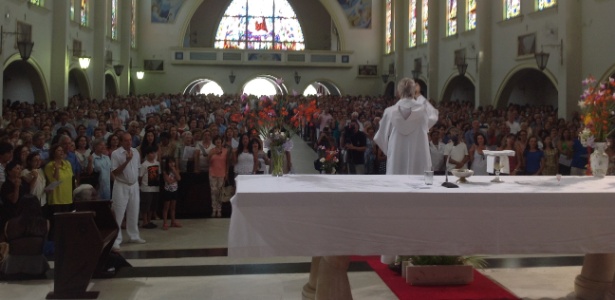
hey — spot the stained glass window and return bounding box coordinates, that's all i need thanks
[80,0,89,27]
[409,0,417,47]
[467,0,476,30]
[29,0,43,6]
[537,0,556,10]
[70,0,75,21]
[422,0,429,43]
[131,0,137,48]
[505,0,520,19]
[111,0,118,40]
[447,0,457,36]
[385,0,393,53]
[214,0,305,50]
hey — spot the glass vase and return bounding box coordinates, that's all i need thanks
[271,146,285,177]
[590,142,609,178]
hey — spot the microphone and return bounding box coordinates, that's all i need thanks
[442,155,459,188]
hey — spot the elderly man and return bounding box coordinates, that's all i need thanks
[111,133,145,251]
[73,184,99,202]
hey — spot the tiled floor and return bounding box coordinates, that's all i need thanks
[3,135,586,299]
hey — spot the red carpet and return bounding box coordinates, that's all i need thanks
[352,256,519,300]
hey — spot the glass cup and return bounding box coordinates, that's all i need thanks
[424,170,434,185]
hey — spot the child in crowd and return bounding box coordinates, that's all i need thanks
[161,155,182,230]
[139,146,160,229]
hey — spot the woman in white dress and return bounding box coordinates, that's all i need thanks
[469,132,488,175]
[234,133,258,176]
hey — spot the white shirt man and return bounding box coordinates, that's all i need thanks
[444,132,469,171]
[429,131,446,174]
[111,133,145,250]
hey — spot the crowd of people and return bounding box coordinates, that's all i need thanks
[0,85,604,279]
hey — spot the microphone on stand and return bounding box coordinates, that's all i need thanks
[442,155,459,188]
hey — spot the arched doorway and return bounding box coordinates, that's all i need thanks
[302,80,341,96]
[105,73,118,97]
[184,79,224,95]
[441,75,475,103]
[384,81,395,98]
[68,68,90,99]
[3,59,47,105]
[496,68,557,109]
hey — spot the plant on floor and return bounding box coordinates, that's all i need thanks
[405,255,487,268]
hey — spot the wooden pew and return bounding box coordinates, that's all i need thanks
[46,201,119,299]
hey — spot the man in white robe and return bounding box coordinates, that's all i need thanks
[374,79,438,175]
[374,78,438,266]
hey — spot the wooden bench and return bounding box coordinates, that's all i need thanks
[46,201,119,299]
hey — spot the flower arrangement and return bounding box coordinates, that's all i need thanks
[578,76,615,147]
[317,146,339,174]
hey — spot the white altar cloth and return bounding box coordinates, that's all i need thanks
[228,175,615,257]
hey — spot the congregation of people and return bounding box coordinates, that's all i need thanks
[0,86,604,279]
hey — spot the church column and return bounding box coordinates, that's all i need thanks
[92,0,107,100]
[427,0,440,101]
[118,0,132,96]
[49,0,70,108]
[557,0,582,120]
[476,0,492,108]
[394,0,406,80]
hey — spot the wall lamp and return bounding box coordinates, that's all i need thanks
[229,71,236,84]
[411,69,421,80]
[113,64,124,76]
[0,26,34,60]
[294,71,301,84]
[136,70,144,80]
[535,39,563,71]
[381,74,389,83]
[456,53,478,77]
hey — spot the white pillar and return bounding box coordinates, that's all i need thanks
[50,0,70,108]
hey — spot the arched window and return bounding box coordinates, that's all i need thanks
[537,0,556,11]
[446,0,457,36]
[243,78,279,97]
[467,0,476,31]
[385,0,393,54]
[409,0,417,47]
[111,0,118,40]
[131,0,137,48]
[505,0,521,19]
[422,0,429,43]
[214,0,305,50]
[81,0,89,27]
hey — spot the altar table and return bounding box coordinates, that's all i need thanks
[228,175,615,300]
[229,174,615,257]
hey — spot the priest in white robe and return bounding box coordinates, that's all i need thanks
[375,78,439,266]
[374,78,439,175]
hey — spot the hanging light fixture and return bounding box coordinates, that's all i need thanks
[136,70,144,80]
[113,64,124,76]
[0,26,34,60]
[294,71,301,84]
[229,71,236,83]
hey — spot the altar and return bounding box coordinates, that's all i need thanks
[228,175,615,299]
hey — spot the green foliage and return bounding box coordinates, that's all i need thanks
[402,255,487,269]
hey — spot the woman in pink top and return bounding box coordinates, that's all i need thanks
[208,135,228,218]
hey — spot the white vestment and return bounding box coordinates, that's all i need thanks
[374,96,438,175]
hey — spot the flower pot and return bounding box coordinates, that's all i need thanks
[270,146,284,177]
[591,142,609,178]
[405,265,474,286]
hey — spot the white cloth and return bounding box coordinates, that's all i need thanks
[229,175,615,257]
[373,97,438,175]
